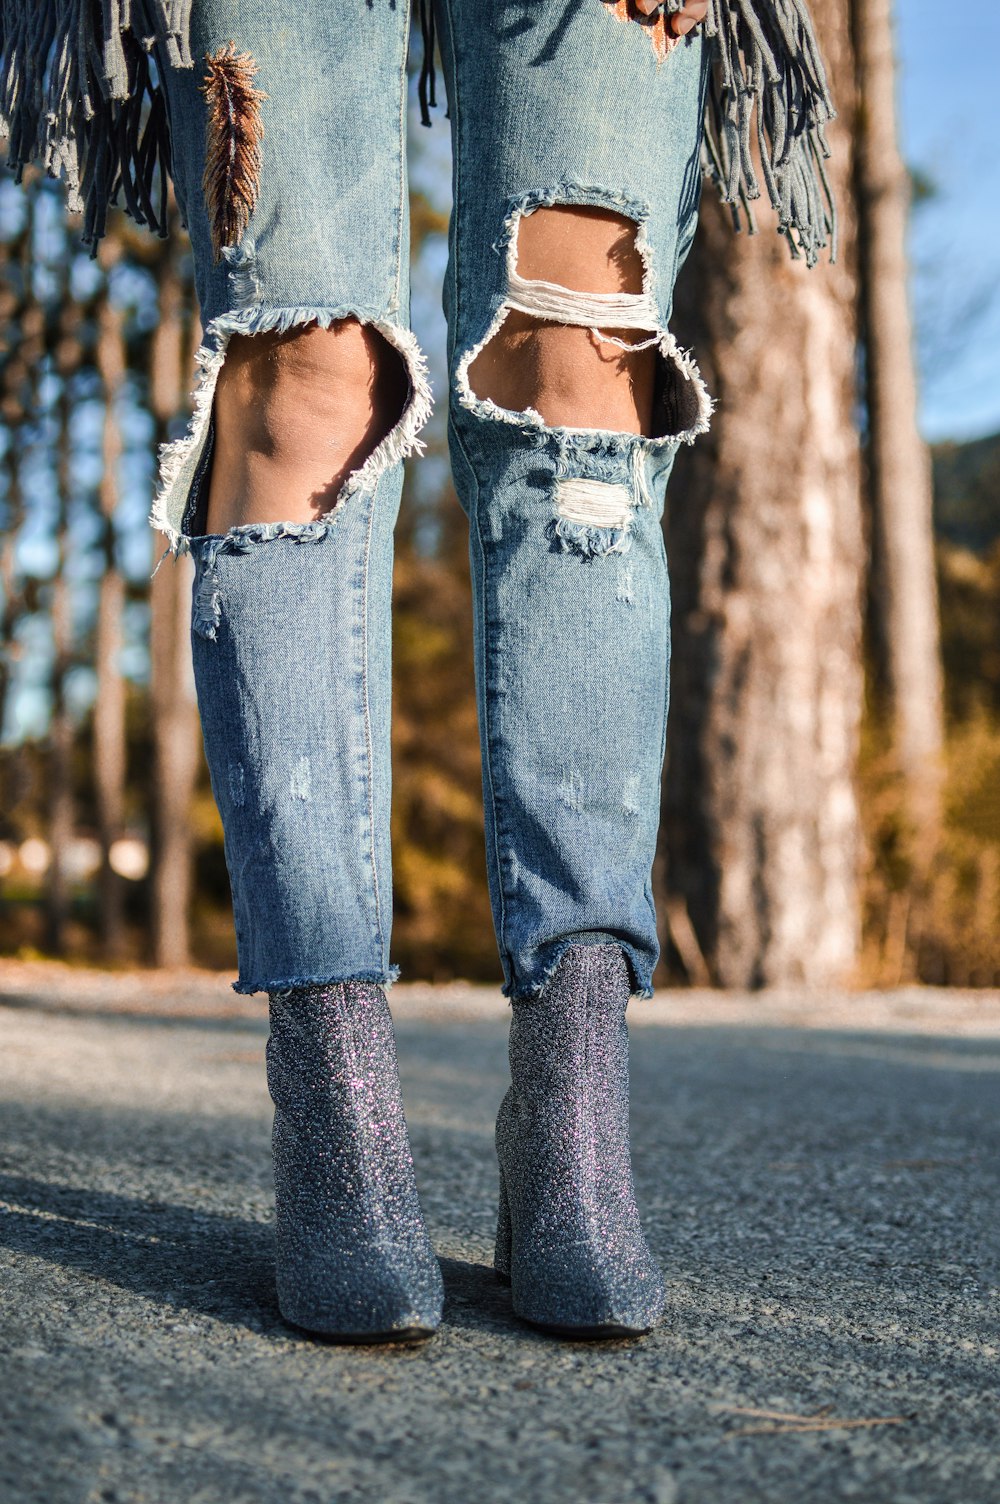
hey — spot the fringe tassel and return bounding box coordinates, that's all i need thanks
[700,0,836,265]
[417,0,438,127]
[0,0,193,252]
[2,0,833,266]
[414,0,836,265]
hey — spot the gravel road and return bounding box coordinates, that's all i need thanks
[0,965,997,1504]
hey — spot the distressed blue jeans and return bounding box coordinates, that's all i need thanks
[149,0,711,998]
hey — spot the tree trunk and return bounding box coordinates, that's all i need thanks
[149,548,198,967]
[0,217,31,744]
[851,0,944,838]
[148,219,199,968]
[93,239,128,958]
[662,0,864,987]
[46,385,75,955]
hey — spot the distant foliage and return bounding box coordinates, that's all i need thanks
[860,540,1000,985]
[932,433,1000,556]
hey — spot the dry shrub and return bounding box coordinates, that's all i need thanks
[860,541,1000,986]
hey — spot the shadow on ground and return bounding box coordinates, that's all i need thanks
[0,1003,997,1504]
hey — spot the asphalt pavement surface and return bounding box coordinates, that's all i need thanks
[0,964,997,1504]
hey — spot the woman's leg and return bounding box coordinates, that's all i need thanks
[436,0,711,1332]
[438,0,711,1000]
[148,1,441,1339]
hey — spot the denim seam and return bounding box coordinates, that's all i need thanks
[667,43,712,301]
[442,0,462,377]
[391,0,411,314]
[442,0,514,992]
[360,479,389,970]
[451,415,514,989]
[648,522,673,951]
[479,522,515,991]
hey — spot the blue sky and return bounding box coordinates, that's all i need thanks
[898,0,1000,441]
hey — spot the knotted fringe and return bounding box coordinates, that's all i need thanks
[2,1,833,265]
[698,0,836,265]
[417,0,438,127]
[0,0,193,251]
[416,0,836,266]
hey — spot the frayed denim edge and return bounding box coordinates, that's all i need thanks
[545,445,667,559]
[149,303,433,561]
[457,323,713,453]
[546,517,633,556]
[232,965,402,997]
[187,520,352,640]
[454,183,714,453]
[503,940,654,1005]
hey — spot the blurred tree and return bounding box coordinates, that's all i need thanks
[852,0,944,845]
[0,202,31,749]
[146,204,200,967]
[93,235,128,956]
[47,292,76,955]
[663,0,864,986]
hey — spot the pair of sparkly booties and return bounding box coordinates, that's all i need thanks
[266,944,664,1341]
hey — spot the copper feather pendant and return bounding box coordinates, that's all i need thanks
[201,43,268,262]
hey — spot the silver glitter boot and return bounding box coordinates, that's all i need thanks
[494,944,666,1337]
[266,982,444,1341]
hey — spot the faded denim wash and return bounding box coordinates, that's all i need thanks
[147,1,712,999]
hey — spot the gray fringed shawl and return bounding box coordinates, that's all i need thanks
[0,0,836,264]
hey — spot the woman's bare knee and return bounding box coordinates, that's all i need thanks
[207,319,408,533]
[467,207,657,436]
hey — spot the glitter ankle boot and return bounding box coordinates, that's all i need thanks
[266,982,444,1341]
[494,944,666,1336]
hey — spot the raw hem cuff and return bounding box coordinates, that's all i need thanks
[232,965,401,997]
[502,940,653,1004]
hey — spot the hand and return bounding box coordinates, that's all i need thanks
[634,0,710,35]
